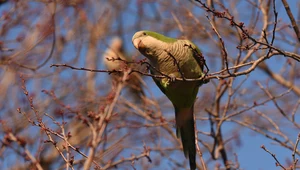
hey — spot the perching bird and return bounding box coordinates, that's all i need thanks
[103,37,126,71]
[132,31,205,170]
[103,37,145,102]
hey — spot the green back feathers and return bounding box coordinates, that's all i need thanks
[144,30,177,43]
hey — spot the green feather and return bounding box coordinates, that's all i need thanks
[132,30,205,170]
[143,30,177,43]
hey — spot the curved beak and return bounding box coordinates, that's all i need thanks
[132,38,141,49]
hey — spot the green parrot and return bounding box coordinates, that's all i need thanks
[132,31,205,170]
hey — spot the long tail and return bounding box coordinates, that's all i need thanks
[175,106,196,170]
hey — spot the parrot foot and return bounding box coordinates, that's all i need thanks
[161,74,176,87]
[168,73,177,82]
[197,73,209,85]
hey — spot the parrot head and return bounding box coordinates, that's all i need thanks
[132,30,177,61]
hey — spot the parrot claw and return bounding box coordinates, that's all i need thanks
[168,73,177,82]
[161,74,176,87]
[197,72,209,86]
[202,73,210,84]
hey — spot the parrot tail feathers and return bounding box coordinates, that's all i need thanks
[176,107,196,170]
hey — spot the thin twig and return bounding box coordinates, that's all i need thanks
[261,145,286,170]
[281,0,300,42]
[164,49,186,80]
[205,14,231,75]
[292,133,300,170]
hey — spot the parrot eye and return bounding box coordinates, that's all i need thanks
[142,32,147,35]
